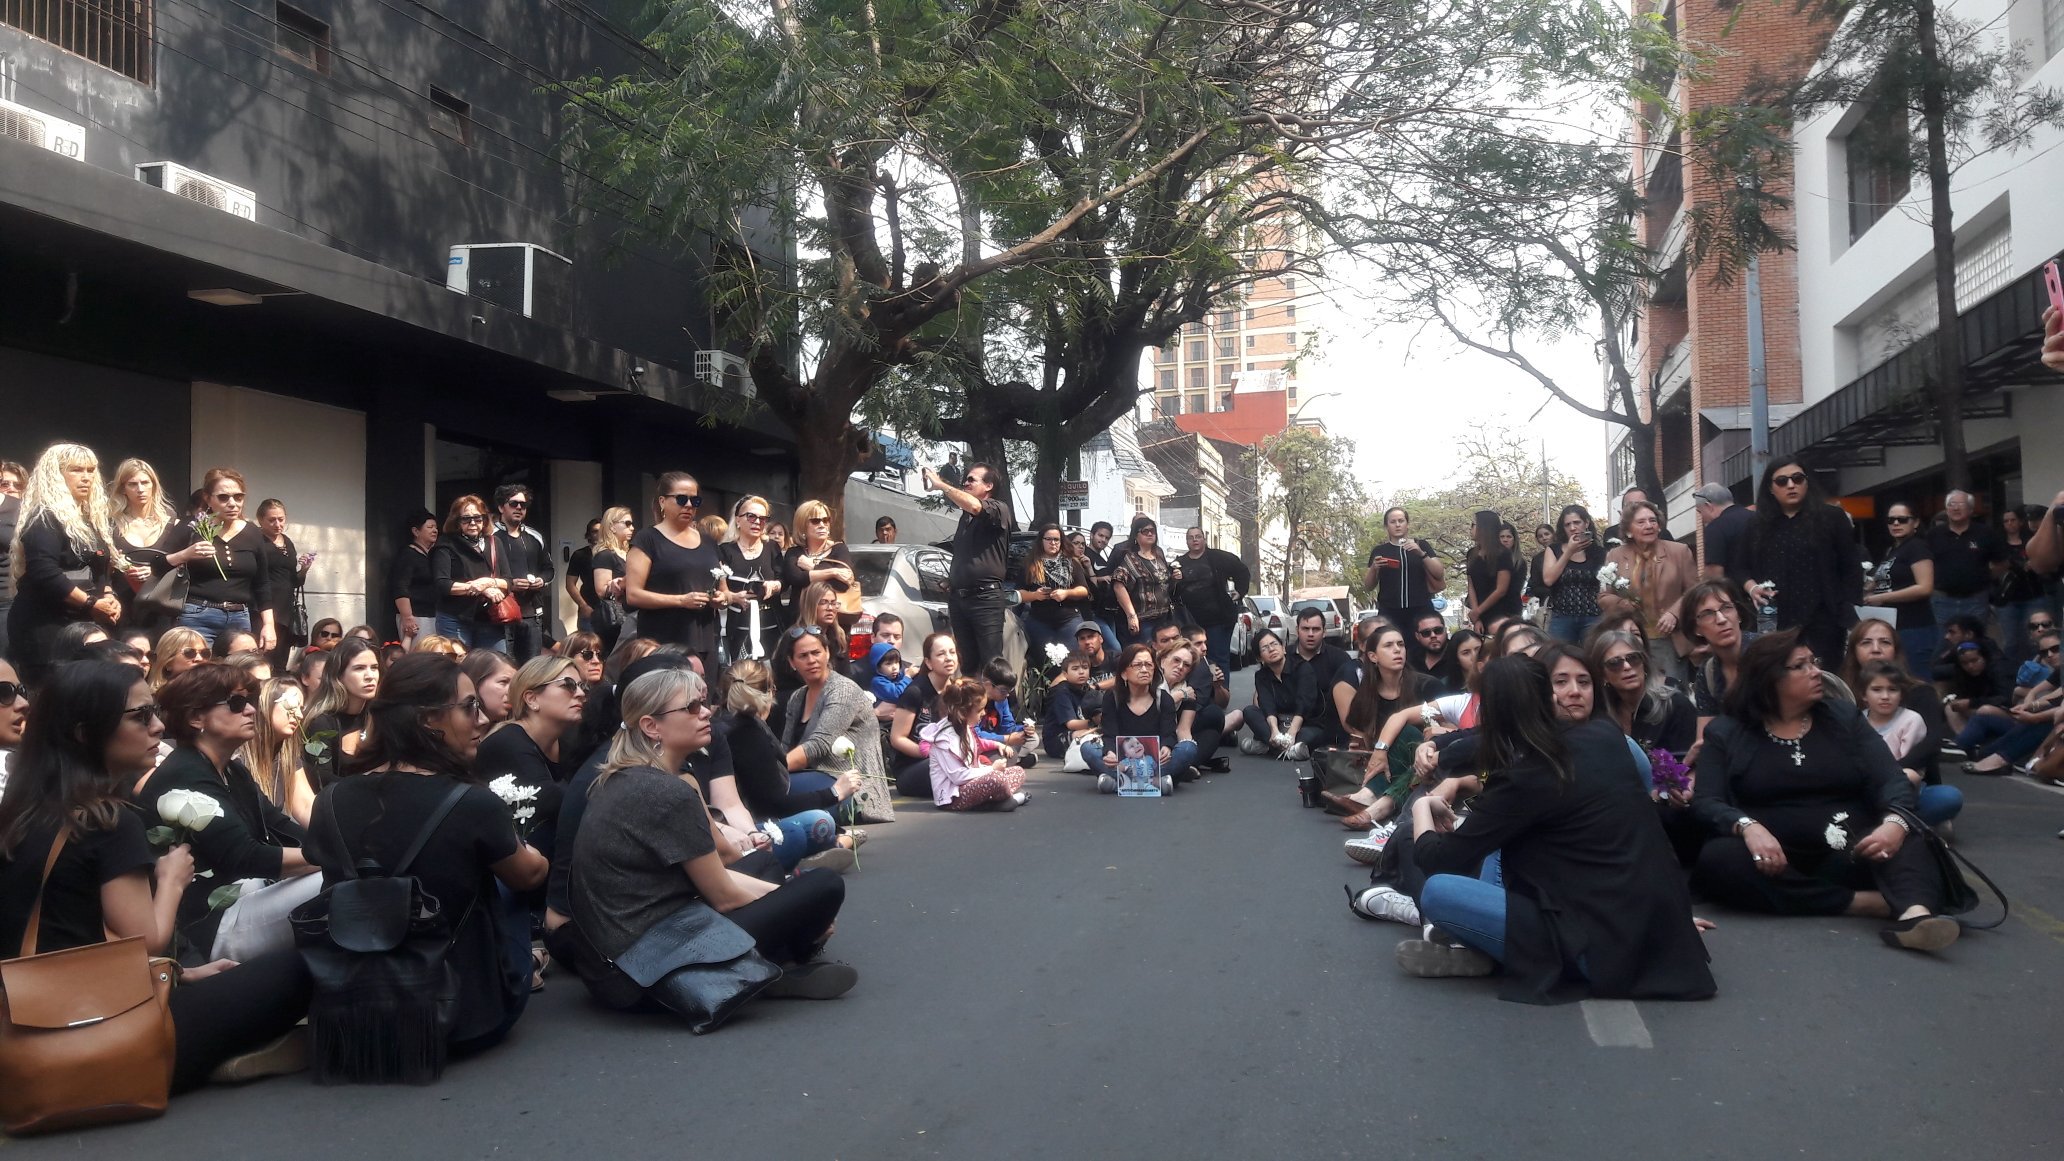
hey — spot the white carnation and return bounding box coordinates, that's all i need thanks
[488,774,539,807]
[157,789,223,832]
[1825,811,1850,851]
[1044,643,1069,665]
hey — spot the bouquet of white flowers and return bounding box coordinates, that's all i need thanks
[489,774,542,840]
[1596,560,1637,607]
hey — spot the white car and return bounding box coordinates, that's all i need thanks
[1230,594,1288,668]
[844,543,1028,671]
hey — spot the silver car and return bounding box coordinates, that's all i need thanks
[845,543,1027,670]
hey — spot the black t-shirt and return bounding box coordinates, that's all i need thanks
[1101,688,1183,751]
[0,814,155,955]
[1703,505,1754,586]
[170,520,273,609]
[1875,537,1935,628]
[305,772,520,1043]
[631,525,721,653]
[1926,522,2005,597]
[567,545,596,608]
[1466,553,1520,618]
[474,726,567,862]
[1174,547,1248,626]
[1087,546,1124,614]
[897,676,949,747]
[390,544,440,618]
[949,498,1011,587]
[1366,538,1437,618]
[261,534,301,619]
[591,548,626,595]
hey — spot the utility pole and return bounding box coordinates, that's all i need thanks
[1744,183,1771,486]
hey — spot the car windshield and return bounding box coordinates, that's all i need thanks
[1252,596,1279,613]
[846,550,895,597]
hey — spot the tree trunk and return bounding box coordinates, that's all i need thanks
[1629,420,1664,523]
[789,395,869,543]
[1033,425,1068,526]
[1916,0,1971,492]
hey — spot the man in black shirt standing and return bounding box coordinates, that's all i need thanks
[1174,526,1250,678]
[1693,483,1753,585]
[1927,489,2006,633]
[492,483,555,663]
[927,461,1012,669]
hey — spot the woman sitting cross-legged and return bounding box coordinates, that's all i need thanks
[0,661,313,1096]
[777,625,894,824]
[1322,623,1439,827]
[1392,654,1718,1003]
[570,667,858,1012]
[1083,643,1197,794]
[924,676,1029,812]
[1689,629,1965,952]
[718,658,858,871]
[1237,629,1321,760]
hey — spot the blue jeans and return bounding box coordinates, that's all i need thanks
[769,810,839,870]
[1898,625,1941,671]
[1548,613,1597,644]
[1956,714,2049,763]
[435,613,507,652]
[1931,592,1992,635]
[1420,852,1507,962]
[1202,623,1234,678]
[1080,738,1199,784]
[1023,613,1085,669]
[177,602,251,649]
[1917,784,1963,826]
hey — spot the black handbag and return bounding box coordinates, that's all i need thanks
[1889,805,2007,929]
[290,783,474,1084]
[610,900,782,1034]
[136,568,189,621]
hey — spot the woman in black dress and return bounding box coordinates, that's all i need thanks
[1465,509,1521,635]
[1690,629,1961,951]
[719,494,786,663]
[388,507,440,648]
[0,660,311,1096]
[778,499,855,631]
[625,472,722,674]
[256,498,313,669]
[160,468,277,654]
[587,506,636,655]
[1735,460,1863,664]
[1860,501,1936,665]
[108,457,182,631]
[7,443,121,682]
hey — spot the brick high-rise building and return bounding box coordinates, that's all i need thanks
[1149,257,1306,418]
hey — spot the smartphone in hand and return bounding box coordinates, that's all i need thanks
[2046,260,2064,319]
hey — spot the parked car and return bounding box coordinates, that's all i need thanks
[1289,596,1349,646]
[1230,594,1288,668]
[846,543,1028,671]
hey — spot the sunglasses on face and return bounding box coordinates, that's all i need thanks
[0,681,26,706]
[1771,472,1808,488]
[435,695,484,717]
[1603,653,1646,672]
[179,647,210,660]
[665,494,702,509]
[2029,621,2055,632]
[1417,627,1444,638]
[315,630,341,640]
[213,493,246,504]
[807,516,830,525]
[739,513,767,523]
[574,648,601,661]
[122,702,160,725]
[2038,644,2060,658]
[1886,515,1913,525]
[459,514,486,524]
[546,676,587,696]
[213,693,255,714]
[653,699,710,719]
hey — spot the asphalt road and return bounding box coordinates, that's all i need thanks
[37,709,2064,1158]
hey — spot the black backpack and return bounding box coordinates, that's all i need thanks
[289,783,473,1085]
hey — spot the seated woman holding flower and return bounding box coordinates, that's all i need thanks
[717,658,857,871]
[1690,630,1964,952]
[778,625,894,823]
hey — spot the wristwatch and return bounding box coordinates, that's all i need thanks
[1733,816,1758,835]
[1373,741,1390,752]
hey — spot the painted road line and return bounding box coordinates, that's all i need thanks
[1581,999,1653,1048]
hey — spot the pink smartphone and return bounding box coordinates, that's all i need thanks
[2045,259,2063,318]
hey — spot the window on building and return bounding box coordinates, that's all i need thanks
[1245,334,1256,349]
[1245,308,1256,321]
[1246,361,1256,371]
[1216,337,1235,359]
[1157,394,1181,418]
[2,0,154,84]
[1214,310,1235,330]
[1187,340,1206,362]
[1284,303,1296,321]
[1188,366,1206,389]
[274,2,331,74]
[1844,80,1912,242]
[1158,369,1176,392]
[1281,274,1297,293]
[1218,391,1232,410]
[1187,392,1207,414]
[1287,383,1299,404]
[428,87,471,144]
[1217,365,1235,385]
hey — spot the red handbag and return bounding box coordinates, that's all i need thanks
[484,535,523,625]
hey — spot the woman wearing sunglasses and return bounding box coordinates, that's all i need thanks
[159,467,277,654]
[150,626,212,691]
[778,499,855,631]
[0,657,26,788]
[300,637,381,796]
[624,472,723,675]
[477,655,587,865]
[1860,501,1938,665]
[1589,630,1696,761]
[431,493,513,653]
[588,506,638,655]
[135,662,315,961]
[719,494,785,663]
[1737,460,1863,665]
[303,654,549,1064]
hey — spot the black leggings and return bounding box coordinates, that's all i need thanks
[893,756,931,799]
[1191,704,1230,758]
[1690,834,1944,917]
[169,949,312,1093]
[726,867,846,964]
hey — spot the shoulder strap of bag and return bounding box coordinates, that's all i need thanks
[321,779,471,880]
[1889,804,2009,930]
[15,829,71,959]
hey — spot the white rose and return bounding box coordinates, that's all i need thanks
[1044,643,1069,665]
[157,788,223,832]
[831,736,857,763]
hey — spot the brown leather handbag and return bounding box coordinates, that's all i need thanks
[0,832,178,1135]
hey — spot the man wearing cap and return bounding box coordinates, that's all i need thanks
[1694,483,1753,585]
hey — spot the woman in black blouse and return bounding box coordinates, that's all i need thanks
[256,498,313,669]
[719,494,786,663]
[1080,642,1196,793]
[1690,629,1960,951]
[430,493,512,653]
[1019,522,1090,664]
[1238,629,1320,759]
[625,472,723,674]
[158,468,276,654]
[1465,510,1521,634]
[1735,460,1863,665]
[0,660,312,1095]
[1113,515,1179,646]
[588,506,636,655]
[5,443,120,681]
[778,499,855,630]
[389,507,440,647]
[133,662,314,960]
[108,457,182,631]
[1860,501,1937,666]
[475,655,587,864]
[301,637,381,794]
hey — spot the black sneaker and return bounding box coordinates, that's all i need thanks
[765,960,860,1000]
[1198,755,1232,773]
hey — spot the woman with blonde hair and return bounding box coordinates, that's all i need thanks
[107,457,181,629]
[589,505,636,652]
[413,634,467,657]
[719,494,785,662]
[151,625,212,690]
[477,654,588,864]
[242,677,314,823]
[779,499,854,630]
[6,442,119,679]
[718,657,857,870]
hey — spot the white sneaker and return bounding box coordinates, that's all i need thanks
[1239,736,1269,756]
[1349,886,1421,926]
[1283,742,1310,762]
[1097,773,1118,794]
[1158,774,1175,795]
[1344,823,1395,865]
[1012,791,1029,806]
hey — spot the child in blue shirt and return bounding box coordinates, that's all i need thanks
[977,658,1036,767]
[866,641,912,705]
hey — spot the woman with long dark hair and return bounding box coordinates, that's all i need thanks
[1393,654,1715,999]
[1736,460,1863,664]
[889,632,960,798]
[1081,642,1196,794]
[6,443,119,681]
[779,624,895,822]
[0,660,312,1093]
[1993,505,2054,664]
[1464,510,1520,635]
[1112,515,1179,646]
[255,498,312,669]
[304,654,549,1067]
[1538,504,1604,644]
[1690,630,1961,952]
[1322,623,1437,824]
[1019,522,1090,663]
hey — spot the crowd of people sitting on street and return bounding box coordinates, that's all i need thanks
[0,430,2060,1129]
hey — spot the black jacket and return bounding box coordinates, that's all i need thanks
[133,745,306,952]
[493,525,554,616]
[1253,660,1319,725]
[1413,718,1716,1004]
[431,534,501,624]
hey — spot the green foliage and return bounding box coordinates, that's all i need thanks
[1261,427,1370,596]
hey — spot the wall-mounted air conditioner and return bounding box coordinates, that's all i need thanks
[135,162,258,221]
[694,350,753,397]
[447,243,571,322]
[0,96,86,160]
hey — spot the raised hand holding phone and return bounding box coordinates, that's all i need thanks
[2043,260,2064,373]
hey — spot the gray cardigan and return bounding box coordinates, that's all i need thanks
[782,672,895,821]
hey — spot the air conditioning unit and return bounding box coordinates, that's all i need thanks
[0,96,86,161]
[694,350,753,398]
[447,243,571,322]
[135,162,258,221]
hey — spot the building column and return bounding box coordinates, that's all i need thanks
[366,386,430,638]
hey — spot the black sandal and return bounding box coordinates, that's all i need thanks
[1880,914,1960,952]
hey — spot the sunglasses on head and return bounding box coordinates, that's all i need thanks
[1771,472,1808,487]
[666,493,702,509]
[0,681,27,706]
[785,626,827,643]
